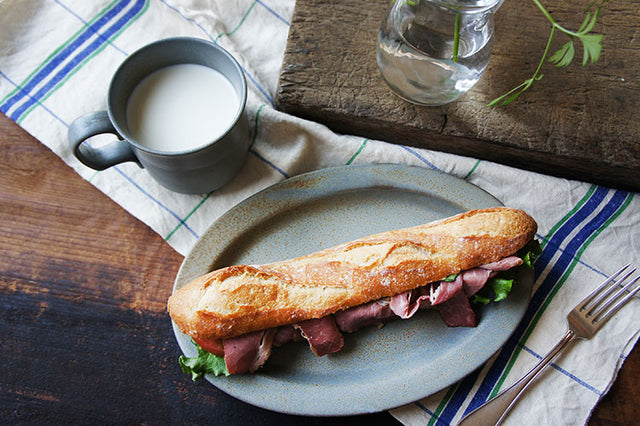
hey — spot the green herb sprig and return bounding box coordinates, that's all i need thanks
[452,12,461,63]
[488,0,609,106]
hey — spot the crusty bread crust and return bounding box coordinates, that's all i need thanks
[168,207,537,341]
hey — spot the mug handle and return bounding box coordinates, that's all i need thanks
[68,111,139,170]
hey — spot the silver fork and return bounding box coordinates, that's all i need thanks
[458,264,640,426]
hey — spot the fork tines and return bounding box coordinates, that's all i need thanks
[579,264,640,325]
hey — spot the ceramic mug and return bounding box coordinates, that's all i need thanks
[68,37,249,194]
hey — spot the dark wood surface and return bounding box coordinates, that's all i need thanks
[0,113,397,425]
[276,0,640,191]
[0,112,637,424]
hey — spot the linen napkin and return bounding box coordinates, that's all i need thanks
[1,1,637,424]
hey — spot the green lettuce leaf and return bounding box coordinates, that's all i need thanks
[442,273,459,282]
[471,239,541,305]
[520,239,542,269]
[490,277,514,302]
[471,293,492,305]
[179,343,228,381]
[472,277,514,305]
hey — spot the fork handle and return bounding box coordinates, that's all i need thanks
[457,330,576,426]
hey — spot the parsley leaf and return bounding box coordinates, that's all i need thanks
[489,0,609,106]
[549,41,575,67]
[580,33,604,65]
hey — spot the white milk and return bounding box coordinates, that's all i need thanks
[126,63,240,153]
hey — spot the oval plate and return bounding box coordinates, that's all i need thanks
[172,164,532,416]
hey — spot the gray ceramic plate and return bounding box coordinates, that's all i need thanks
[172,164,533,416]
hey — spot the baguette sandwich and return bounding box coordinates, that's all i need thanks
[169,207,539,378]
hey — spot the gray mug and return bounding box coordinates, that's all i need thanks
[68,37,249,194]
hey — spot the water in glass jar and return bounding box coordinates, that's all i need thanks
[377,1,497,106]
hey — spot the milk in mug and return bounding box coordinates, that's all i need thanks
[126,63,240,153]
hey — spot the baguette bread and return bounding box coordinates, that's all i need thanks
[169,207,537,343]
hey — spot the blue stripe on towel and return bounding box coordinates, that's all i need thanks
[1,0,131,114]
[459,190,629,418]
[435,187,626,424]
[6,0,146,122]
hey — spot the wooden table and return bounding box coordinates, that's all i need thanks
[0,112,637,424]
[277,0,640,191]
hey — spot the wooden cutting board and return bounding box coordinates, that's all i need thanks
[276,0,639,191]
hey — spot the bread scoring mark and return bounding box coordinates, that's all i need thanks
[196,266,351,317]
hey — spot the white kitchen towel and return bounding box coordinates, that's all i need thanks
[0,1,637,425]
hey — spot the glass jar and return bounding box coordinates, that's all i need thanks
[377,0,504,106]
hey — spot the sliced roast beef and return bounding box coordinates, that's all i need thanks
[391,274,465,318]
[430,274,464,305]
[461,268,493,296]
[390,287,430,319]
[273,324,303,347]
[223,329,275,374]
[432,292,477,327]
[390,290,414,319]
[334,300,396,333]
[480,256,523,271]
[295,316,344,356]
[460,256,523,296]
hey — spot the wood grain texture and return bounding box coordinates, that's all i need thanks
[0,113,636,423]
[276,0,640,191]
[0,113,397,425]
